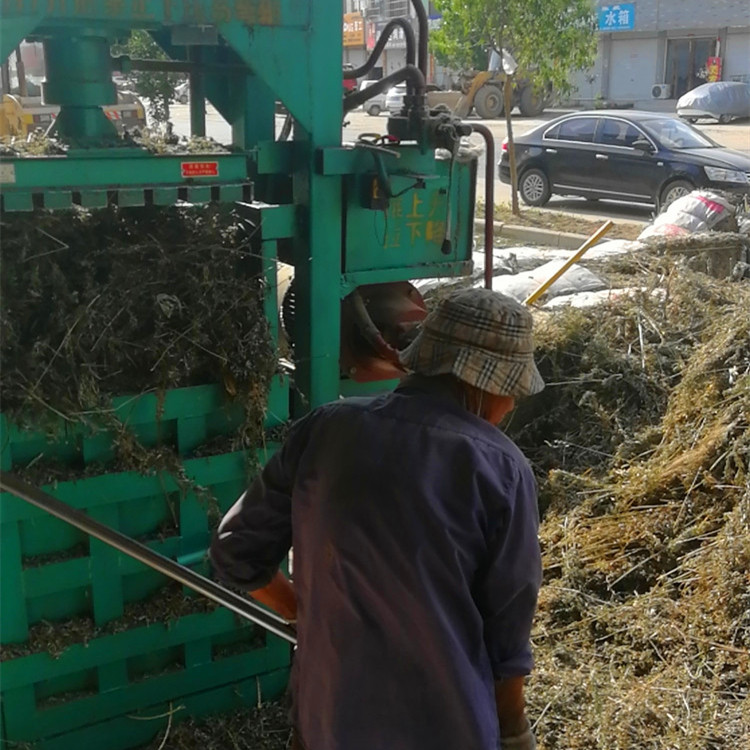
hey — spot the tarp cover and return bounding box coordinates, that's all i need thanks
[677,82,750,118]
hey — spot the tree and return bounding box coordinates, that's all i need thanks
[431,0,598,214]
[112,31,180,124]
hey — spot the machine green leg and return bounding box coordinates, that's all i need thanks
[189,46,206,137]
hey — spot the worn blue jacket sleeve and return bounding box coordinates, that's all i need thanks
[474,453,542,679]
[209,412,315,590]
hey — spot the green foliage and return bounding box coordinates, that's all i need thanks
[112,30,180,123]
[431,0,598,95]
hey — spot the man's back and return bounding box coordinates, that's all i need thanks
[283,379,541,749]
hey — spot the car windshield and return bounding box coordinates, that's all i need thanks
[640,118,717,149]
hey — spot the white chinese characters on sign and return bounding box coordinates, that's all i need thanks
[599,3,635,31]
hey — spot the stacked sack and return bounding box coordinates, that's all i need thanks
[639,190,736,240]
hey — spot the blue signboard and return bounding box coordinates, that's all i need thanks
[599,4,635,31]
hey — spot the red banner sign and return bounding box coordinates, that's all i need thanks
[181,161,219,178]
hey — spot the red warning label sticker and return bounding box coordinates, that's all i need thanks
[181,161,219,178]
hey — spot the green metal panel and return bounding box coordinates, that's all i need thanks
[343,156,476,274]
[1,607,289,745]
[20,670,289,750]
[0,376,289,472]
[0,151,248,189]
[0,448,276,641]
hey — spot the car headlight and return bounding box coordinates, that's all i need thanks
[704,166,749,184]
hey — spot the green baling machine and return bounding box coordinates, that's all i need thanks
[0,2,493,746]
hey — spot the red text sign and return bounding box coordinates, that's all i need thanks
[181,161,219,178]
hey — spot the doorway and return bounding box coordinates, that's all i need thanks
[665,38,716,98]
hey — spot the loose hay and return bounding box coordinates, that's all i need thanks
[507,260,750,749]
[137,700,293,750]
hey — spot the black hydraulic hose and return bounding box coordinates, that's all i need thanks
[469,123,496,290]
[344,19,416,80]
[409,0,429,77]
[344,64,425,113]
[0,473,298,645]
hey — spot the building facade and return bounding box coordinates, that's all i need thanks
[343,0,368,69]
[342,0,439,81]
[571,1,750,105]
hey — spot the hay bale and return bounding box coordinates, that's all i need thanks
[0,205,276,455]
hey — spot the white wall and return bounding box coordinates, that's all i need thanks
[609,37,658,101]
[723,31,750,81]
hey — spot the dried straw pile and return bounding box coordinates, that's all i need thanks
[508,260,750,748]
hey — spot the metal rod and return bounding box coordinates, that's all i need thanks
[0,473,298,645]
[470,123,496,290]
[523,220,614,306]
[113,56,250,75]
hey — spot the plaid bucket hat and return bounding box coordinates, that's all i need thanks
[398,288,545,398]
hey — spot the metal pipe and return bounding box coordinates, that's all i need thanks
[0,473,298,645]
[113,56,249,75]
[409,0,429,77]
[344,19,416,80]
[344,64,425,113]
[523,220,614,306]
[470,123,496,290]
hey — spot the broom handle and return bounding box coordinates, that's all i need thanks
[523,220,614,306]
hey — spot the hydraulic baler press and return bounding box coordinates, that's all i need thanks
[0,1,493,747]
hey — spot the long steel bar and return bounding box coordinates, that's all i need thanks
[0,473,298,645]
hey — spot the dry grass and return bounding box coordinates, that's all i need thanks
[477,200,647,241]
[508,260,750,749]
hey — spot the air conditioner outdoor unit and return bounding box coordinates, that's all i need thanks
[652,84,672,99]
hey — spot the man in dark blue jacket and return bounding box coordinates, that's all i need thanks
[210,288,544,750]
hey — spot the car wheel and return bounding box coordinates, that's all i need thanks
[474,85,504,119]
[718,114,732,124]
[367,104,382,116]
[686,117,698,124]
[659,179,694,210]
[518,168,551,207]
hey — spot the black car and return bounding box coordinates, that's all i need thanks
[498,110,750,209]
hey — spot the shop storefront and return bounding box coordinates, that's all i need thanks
[570,1,750,105]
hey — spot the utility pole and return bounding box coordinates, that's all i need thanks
[15,46,28,96]
[1,61,11,94]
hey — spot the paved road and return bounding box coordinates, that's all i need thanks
[170,104,749,223]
